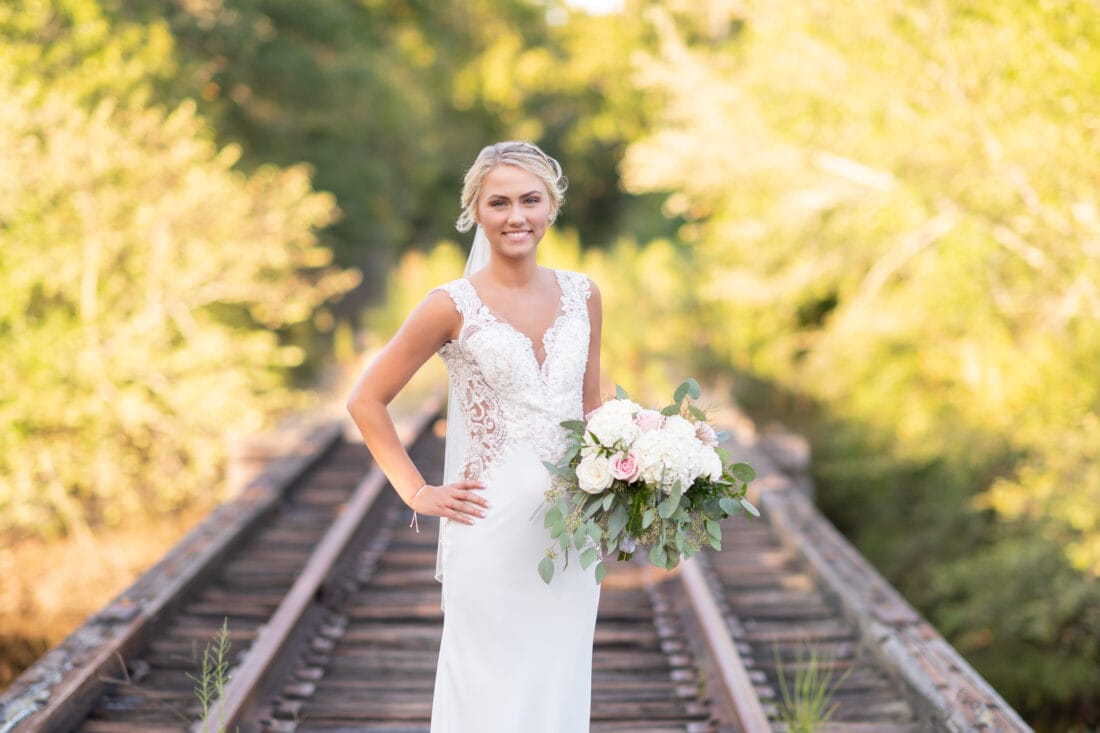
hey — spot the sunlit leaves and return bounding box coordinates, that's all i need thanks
[0,74,352,538]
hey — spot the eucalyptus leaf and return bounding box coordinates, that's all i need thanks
[550,523,563,539]
[560,419,587,434]
[587,520,603,544]
[585,498,604,518]
[544,505,561,528]
[715,430,731,444]
[545,462,574,478]
[580,546,598,570]
[685,377,702,399]
[602,492,615,511]
[718,497,740,516]
[661,404,680,416]
[674,381,690,403]
[594,562,606,584]
[649,543,668,568]
[608,503,628,539]
[688,405,707,421]
[708,535,722,551]
[731,463,756,482]
[573,524,588,550]
[658,495,677,519]
[641,508,656,529]
[705,518,722,540]
[739,497,761,517]
[538,556,554,584]
[615,384,629,399]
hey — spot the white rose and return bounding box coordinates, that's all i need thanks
[576,454,614,494]
[698,446,723,482]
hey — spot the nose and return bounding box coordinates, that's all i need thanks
[506,203,526,226]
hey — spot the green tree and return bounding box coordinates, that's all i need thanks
[620,0,1100,726]
[0,75,355,537]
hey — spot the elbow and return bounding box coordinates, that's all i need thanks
[345,384,366,420]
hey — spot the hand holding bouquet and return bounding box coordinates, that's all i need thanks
[538,379,757,584]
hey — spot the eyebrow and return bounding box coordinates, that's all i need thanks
[486,190,543,200]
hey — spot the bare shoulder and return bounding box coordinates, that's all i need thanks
[398,286,462,345]
[582,273,602,304]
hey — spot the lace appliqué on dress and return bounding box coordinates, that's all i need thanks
[433,271,591,485]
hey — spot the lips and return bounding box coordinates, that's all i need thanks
[504,230,531,240]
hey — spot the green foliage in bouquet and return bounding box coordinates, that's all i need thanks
[539,379,757,584]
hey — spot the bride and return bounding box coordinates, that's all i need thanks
[346,141,604,732]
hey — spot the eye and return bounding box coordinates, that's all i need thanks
[490,199,507,208]
[524,196,542,205]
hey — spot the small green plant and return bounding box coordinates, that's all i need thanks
[187,618,234,733]
[773,641,850,733]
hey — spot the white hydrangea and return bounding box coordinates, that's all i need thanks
[663,415,697,440]
[633,426,705,493]
[585,398,642,450]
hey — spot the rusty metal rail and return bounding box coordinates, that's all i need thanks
[0,396,1032,733]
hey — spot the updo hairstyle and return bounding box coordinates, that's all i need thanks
[456,141,568,233]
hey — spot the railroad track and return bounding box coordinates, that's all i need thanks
[1,395,1031,733]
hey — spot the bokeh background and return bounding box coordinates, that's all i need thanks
[1,1,1098,729]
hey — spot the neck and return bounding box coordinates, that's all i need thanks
[484,254,540,288]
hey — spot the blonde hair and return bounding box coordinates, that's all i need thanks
[456,141,567,233]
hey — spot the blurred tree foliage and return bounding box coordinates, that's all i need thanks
[617,0,1100,725]
[80,0,666,282]
[0,2,357,536]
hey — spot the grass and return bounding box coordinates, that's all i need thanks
[187,618,235,733]
[773,640,851,733]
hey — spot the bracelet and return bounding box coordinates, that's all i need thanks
[408,484,430,533]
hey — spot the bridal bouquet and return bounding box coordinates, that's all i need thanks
[538,379,757,584]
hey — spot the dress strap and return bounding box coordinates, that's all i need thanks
[557,270,591,315]
[433,279,485,324]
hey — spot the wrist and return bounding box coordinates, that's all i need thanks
[408,484,430,509]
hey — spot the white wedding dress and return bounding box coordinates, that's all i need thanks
[429,269,601,733]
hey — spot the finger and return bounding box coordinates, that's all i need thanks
[457,480,486,491]
[447,485,489,508]
[462,500,488,518]
[451,508,476,525]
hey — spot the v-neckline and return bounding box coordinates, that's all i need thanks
[464,269,567,372]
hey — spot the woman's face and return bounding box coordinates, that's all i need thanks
[475,164,552,262]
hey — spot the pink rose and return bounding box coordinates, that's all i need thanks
[634,409,664,433]
[611,451,641,482]
[695,422,719,447]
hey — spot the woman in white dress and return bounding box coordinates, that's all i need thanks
[346,141,604,732]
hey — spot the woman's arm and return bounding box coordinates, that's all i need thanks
[346,290,487,525]
[583,277,603,415]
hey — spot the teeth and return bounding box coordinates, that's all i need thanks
[506,231,529,239]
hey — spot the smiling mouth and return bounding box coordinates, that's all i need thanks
[504,230,531,240]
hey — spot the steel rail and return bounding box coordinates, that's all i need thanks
[679,558,773,732]
[191,395,442,733]
[1,421,347,733]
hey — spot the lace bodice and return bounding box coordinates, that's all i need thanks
[434,269,591,483]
